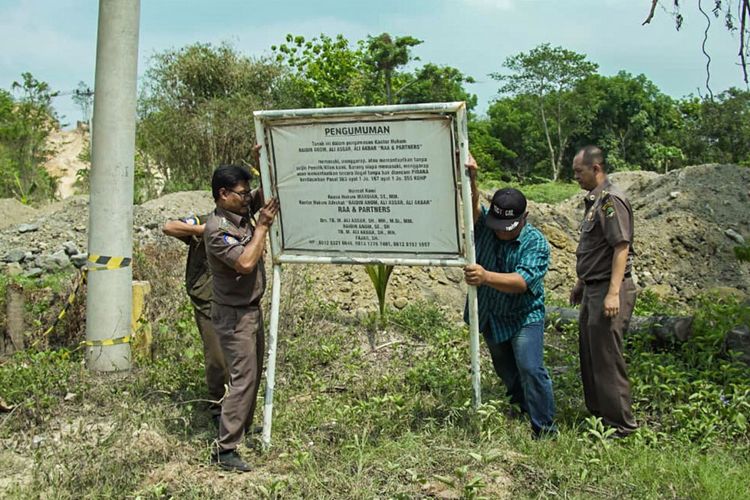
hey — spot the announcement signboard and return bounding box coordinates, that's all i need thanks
[255,104,468,263]
[253,103,481,449]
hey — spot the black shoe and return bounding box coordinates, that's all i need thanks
[609,429,634,440]
[211,450,251,472]
[532,427,559,441]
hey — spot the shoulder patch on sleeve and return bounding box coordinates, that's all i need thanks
[222,234,239,245]
[182,216,198,225]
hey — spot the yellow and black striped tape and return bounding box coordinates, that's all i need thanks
[39,271,86,340]
[81,335,131,347]
[35,255,133,344]
[87,255,132,272]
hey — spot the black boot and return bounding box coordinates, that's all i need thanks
[211,450,251,472]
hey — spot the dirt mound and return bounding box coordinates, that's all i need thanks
[627,164,750,298]
[527,164,750,302]
[138,191,214,220]
[0,199,39,230]
[0,165,746,314]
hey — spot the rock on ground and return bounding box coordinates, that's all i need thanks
[0,165,747,315]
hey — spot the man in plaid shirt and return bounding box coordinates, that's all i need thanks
[464,155,557,438]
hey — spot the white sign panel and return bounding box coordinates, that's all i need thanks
[267,116,461,259]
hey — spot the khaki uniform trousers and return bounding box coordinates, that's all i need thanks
[211,303,265,452]
[578,278,638,434]
[193,305,228,416]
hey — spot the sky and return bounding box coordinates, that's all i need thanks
[1,0,748,127]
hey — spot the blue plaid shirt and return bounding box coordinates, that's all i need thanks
[465,208,549,344]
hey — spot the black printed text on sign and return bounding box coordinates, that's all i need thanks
[268,117,460,258]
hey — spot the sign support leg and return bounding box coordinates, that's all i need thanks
[261,264,282,449]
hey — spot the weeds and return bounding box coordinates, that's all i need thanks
[0,284,748,497]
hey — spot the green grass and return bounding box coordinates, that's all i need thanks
[478,178,580,204]
[0,284,748,498]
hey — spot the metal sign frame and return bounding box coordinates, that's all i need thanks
[253,102,480,449]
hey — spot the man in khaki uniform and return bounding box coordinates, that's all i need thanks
[204,164,278,472]
[162,214,227,419]
[570,145,638,437]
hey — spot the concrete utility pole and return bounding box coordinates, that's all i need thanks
[86,0,141,371]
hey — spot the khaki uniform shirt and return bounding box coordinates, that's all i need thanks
[204,191,265,307]
[178,213,212,314]
[575,179,633,283]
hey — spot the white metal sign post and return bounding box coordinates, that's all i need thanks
[254,102,480,449]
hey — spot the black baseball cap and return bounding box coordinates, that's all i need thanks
[486,188,527,232]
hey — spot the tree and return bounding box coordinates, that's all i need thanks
[273,34,375,107]
[138,43,304,193]
[0,73,58,203]
[574,72,681,171]
[365,33,422,104]
[274,33,477,110]
[646,143,685,173]
[492,44,598,180]
[71,81,94,126]
[483,95,546,180]
[398,63,478,111]
[676,88,750,166]
[466,118,516,182]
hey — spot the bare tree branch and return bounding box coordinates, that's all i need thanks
[642,0,660,25]
[740,0,750,83]
[699,0,715,99]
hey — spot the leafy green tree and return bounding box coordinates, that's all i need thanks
[398,63,477,111]
[0,73,58,203]
[492,44,598,180]
[138,42,304,193]
[573,72,681,171]
[466,118,515,183]
[483,95,547,180]
[273,34,375,107]
[676,88,750,166]
[646,143,685,173]
[274,33,477,110]
[365,33,422,104]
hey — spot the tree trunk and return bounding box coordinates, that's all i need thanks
[553,98,564,181]
[385,70,393,105]
[539,99,556,180]
[555,135,569,182]
[3,283,25,355]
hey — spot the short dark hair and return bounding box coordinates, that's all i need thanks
[211,165,251,200]
[578,145,606,172]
